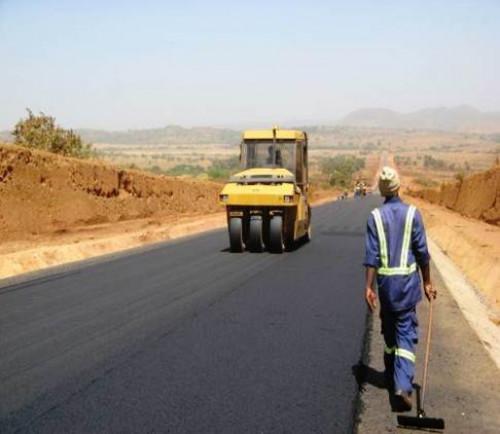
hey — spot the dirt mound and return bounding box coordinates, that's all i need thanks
[410,165,500,225]
[0,143,222,242]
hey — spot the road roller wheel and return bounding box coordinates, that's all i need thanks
[269,215,285,253]
[248,215,264,252]
[228,217,244,252]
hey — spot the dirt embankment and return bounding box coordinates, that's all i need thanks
[0,143,226,278]
[0,143,222,243]
[409,165,500,225]
[406,196,500,316]
[403,164,500,315]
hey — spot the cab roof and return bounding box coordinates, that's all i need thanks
[242,129,306,141]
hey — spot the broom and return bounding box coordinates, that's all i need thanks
[397,300,445,430]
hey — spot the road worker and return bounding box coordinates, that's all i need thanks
[363,166,437,411]
[266,145,283,167]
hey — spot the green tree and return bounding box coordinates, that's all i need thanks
[12,109,93,158]
[207,156,240,180]
[319,155,365,187]
[166,164,205,176]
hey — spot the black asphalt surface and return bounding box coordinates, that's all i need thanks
[0,196,380,433]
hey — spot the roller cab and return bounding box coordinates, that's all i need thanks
[219,127,311,253]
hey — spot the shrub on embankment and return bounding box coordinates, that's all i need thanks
[319,155,365,188]
[409,165,500,225]
[0,143,221,242]
[12,110,94,158]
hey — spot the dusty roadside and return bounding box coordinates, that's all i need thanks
[0,213,227,279]
[394,158,499,317]
[0,190,338,280]
[355,260,500,433]
[405,195,500,319]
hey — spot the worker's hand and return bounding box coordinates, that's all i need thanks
[365,287,377,312]
[424,283,437,301]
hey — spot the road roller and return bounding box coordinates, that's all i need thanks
[219,127,311,253]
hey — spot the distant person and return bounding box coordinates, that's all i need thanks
[266,145,274,165]
[275,148,282,166]
[363,167,436,411]
[266,145,282,167]
[354,182,361,198]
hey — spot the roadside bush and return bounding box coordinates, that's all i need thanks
[319,155,365,187]
[12,109,93,158]
[454,171,465,184]
[148,165,165,175]
[423,155,449,171]
[414,177,439,188]
[166,164,205,177]
[395,156,414,166]
[207,156,240,180]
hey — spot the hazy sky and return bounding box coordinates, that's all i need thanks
[1,0,499,130]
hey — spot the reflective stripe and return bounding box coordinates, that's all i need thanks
[395,348,416,363]
[378,263,417,276]
[400,206,416,269]
[384,346,416,363]
[372,209,388,268]
[371,205,417,276]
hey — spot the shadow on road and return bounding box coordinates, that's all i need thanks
[218,236,311,254]
[352,361,414,413]
[352,361,387,391]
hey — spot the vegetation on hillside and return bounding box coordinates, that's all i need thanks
[78,126,240,145]
[165,164,205,177]
[148,156,240,180]
[206,156,240,179]
[319,155,365,187]
[13,110,93,158]
[413,177,440,188]
[396,154,472,174]
[423,155,450,170]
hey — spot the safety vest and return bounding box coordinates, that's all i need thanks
[371,205,417,276]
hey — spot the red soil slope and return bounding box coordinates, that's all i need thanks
[0,143,222,243]
[410,166,500,225]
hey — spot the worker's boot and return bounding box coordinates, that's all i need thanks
[394,390,412,412]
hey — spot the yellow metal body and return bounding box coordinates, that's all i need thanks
[242,129,306,141]
[220,168,296,207]
[220,128,310,243]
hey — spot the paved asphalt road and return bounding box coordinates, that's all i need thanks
[0,196,380,433]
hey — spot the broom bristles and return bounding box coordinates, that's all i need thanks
[397,414,445,430]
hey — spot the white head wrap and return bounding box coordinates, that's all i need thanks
[378,166,400,196]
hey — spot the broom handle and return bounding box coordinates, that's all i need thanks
[420,299,433,411]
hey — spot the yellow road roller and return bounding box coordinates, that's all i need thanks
[219,127,311,253]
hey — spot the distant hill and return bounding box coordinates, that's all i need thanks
[339,106,500,132]
[3,106,500,145]
[76,125,240,145]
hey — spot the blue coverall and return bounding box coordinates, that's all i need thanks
[364,196,430,394]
